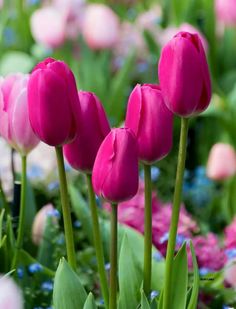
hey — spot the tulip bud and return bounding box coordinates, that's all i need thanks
[215,0,236,26]
[82,4,120,50]
[206,143,236,181]
[28,58,80,146]
[32,204,59,245]
[63,91,110,173]
[92,128,139,203]
[30,7,66,48]
[125,84,173,164]
[224,258,236,288]
[158,31,211,117]
[0,275,23,309]
[0,74,39,155]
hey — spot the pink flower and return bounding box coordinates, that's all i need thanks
[92,128,139,203]
[158,31,211,117]
[206,143,236,180]
[215,0,236,26]
[0,74,39,155]
[64,91,110,173]
[32,204,58,245]
[28,58,80,146]
[30,6,66,48]
[0,275,23,309]
[125,84,173,164]
[224,258,236,287]
[225,217,236,249]
[82,4,120,50]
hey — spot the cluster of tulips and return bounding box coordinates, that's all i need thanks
[0,31,211,308]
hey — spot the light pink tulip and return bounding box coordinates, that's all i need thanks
[0,275,23,309]
[82,4,120,50]
[0,74,39,155]
[30,7,66,48]
[32,204,58,245]
[206,143,236,180]
[224,259,236,287]
[215,0,236,25]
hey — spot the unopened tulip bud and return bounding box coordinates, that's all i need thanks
[206,143,236,180]
[125,84,173,164]
[0,275,23,309]
[158,31,211,117]
[28,58,80,146]
[64,91,110,173]
[92,128,139,203]
[82,4,120,50]
[0,74,39,155]
[32,204,59,245]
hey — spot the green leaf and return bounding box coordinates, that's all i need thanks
[53,258,87,309]
[118,234,142,309]
[141,290,151,309]
[170,242,188,309]
[83,293,97,309]
[187,241,199,309]
[0,51,34,75]
[0,209,5,241]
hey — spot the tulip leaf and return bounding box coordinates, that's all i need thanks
[118,234,142,309]
[187,241,199,309]
[170,242,188,309]
[53,258,87,309]
[83,293,97,309]
[141,290,151,309]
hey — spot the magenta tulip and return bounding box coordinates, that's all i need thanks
[28,58,80,146]
[63,91,110,173]
[0,74,39,155]
[92,128,139,203]
[158,31,211,117]
[125,84,173,164]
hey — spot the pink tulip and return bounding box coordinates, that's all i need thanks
[158,31,211,117]
[32,204,58,245]
[206,143,236,180]
[0,74,39,155]
[224,259,236,287]
[30,7,66,48]
[215,0,236,26]
[125,84,173,164]
[28,58,80,146]
[64,91,110,173]
[0,275,23,309]
[92,128,139,203]
[82,4,120,50]
[225,216,236,249]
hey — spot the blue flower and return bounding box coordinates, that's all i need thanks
[199,267,213,276]
[48,181,59,191]
[73,220,82,228]
[41,280,53,292]
[28,263,43,274]
[225,248,236,260]
[153,251,163,262]
[17,267,24,279]
[150,290,159,300]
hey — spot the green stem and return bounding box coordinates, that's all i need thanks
[11,155,27,270]
[55,146,77,270]
[86,174,109,308]
[143,164,152,298]
[109,203,118,309]
[0,176,10,215]
[163,117,189,309]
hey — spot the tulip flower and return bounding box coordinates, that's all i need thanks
[28,57,80,147]
[224,258,236,288]
[82,4,120,50]
[0,276,23,309]
[92,128,139,203]
[125,84,173,164]
[30,7,66,48]
[64,91,110,173]
[215,0,236,26]
[206,143,236,181]
[158,31,211,117]
[0,74,39,155]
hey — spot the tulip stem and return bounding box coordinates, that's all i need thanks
[109,203,118,309]
[86,174,109,309]
[12,155,27,270]
[143,163,152,298]
[55,146,77,271]
[163,117,189,309]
